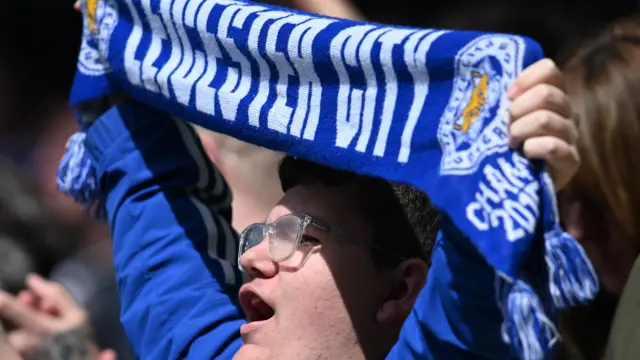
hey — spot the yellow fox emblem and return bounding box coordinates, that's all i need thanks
[454,71,488,134]
[86,0,100,34]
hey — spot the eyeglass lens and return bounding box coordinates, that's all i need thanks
[240,215,305,262]
[270,215,303,261]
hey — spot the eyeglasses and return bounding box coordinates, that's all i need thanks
[237,213,406,271]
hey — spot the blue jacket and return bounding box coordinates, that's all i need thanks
[84,101,512,359]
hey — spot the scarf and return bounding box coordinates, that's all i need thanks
[58,0,599,358]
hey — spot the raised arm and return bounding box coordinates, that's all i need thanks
[84,101,246,359]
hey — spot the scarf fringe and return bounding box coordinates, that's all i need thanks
[56,130,105,220]
[497,274,559,360]
[545,227,599,308]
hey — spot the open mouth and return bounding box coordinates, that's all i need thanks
[239,285,275,323]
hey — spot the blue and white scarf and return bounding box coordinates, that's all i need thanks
[58,0,599,358]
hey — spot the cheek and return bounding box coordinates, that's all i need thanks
[267,251,386,358]
[276,256,354,329]
[278,251,382,326]
[281,256,345,308]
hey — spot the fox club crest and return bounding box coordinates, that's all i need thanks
[438,35,524,176]
[78,0,118,76]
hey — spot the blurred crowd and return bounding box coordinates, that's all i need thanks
[0,0,638,359]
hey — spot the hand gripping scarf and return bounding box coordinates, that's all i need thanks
[57,0,599,358]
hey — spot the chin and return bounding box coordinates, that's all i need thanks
[233,344,273,360]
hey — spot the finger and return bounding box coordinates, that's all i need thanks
[74,1,81,12]
[26,274,76,315]
[509,84,571,120]
[97,349,118,360]
[16,291,36,309]
[39,298,60,317]
[509,58,564,99]
[522,136,580,190]
[6,330,40,355]
[509,110,577,148]
[0,292,50,334]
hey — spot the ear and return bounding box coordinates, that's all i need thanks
[196,127,220,167]
[376,259,428,324]
[562,200,584,241]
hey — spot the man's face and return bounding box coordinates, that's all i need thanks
[235,183,393,360]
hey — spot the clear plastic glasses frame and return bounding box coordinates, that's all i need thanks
[238,213,406,271]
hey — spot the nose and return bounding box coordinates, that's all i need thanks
[239,236,278,279]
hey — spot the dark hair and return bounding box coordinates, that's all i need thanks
[278,156,439,267]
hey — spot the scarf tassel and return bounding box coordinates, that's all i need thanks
[545,228,599,309]
[56,130,106,220]
[498,276,559,360]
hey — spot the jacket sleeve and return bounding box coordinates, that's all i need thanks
[84,101,246,359]
[386,216,513,360]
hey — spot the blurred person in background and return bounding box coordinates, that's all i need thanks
[0,2,133,357]
[0,158,67,295]
[0,156,114,359]
[555,14,640,360]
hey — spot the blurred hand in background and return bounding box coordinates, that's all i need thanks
[0,274,115,360]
